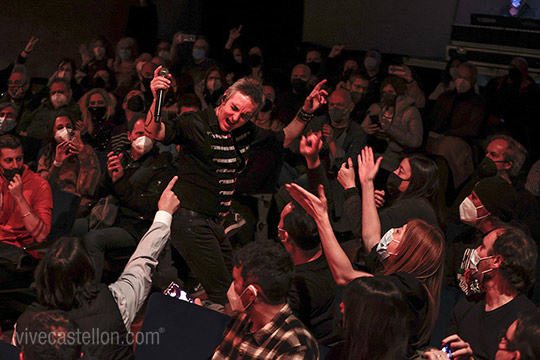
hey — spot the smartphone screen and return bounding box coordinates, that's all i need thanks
[369,114,380,126]
[164,281,195,303]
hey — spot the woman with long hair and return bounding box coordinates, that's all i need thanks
[326,277,409,360]
[339,148,440,242]
[37,112,100,215]
[195,65,228,109]
[287,144,444,353]
[77,87,116,151]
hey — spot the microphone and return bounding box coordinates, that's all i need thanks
[154,67,169,123]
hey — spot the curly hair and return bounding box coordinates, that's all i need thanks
[491,225,537,293]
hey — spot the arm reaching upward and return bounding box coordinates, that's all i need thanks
[286,183,373,286]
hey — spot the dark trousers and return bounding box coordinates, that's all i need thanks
[170,211,232,305]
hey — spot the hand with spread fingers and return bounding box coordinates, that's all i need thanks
[357,146,382,185]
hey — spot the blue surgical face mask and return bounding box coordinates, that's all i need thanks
[192,48,206,61]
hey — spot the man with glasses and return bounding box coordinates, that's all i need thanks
[495,308,540,360]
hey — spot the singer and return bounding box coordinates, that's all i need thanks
[145,65,328,308]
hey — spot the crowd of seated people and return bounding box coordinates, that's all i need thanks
[1,14,540,359]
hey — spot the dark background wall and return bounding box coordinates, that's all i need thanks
[1,0,536,79]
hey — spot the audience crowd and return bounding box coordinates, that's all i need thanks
[1,9,540,360]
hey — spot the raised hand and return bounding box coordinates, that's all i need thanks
[328,44,345,59]
[337,158,356,190]
[303,79,328,113]
[286,183,328,222]
[158,176,180,214]
[23,36,39,55]
[299,132,322,167]
[151,65,172,99]
[357,146,382,185]
[229,25,242,41]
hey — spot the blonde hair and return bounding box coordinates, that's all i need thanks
[78,88,116,135]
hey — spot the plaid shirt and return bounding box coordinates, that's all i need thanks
[211,304,319,360]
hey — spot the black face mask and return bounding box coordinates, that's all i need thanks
[91,77,106,89]
[307,62,321,75]
[386,172,409,198]
[142,78,152,91]
[382,93,397,106]
[2,167,24,182]
[343,68,354,81]
[477,157,498,178]
[508,67,522,83]
[127,96,145,112]
[248,54,262,68]
[291,79,308,95]
[89,106,107,121]
[260,98,274,113]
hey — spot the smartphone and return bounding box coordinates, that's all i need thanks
[441,344,453,359]
[369,114,380,126]
[178,33,196,43]
[163,281,195,303]
[388,65,406,77]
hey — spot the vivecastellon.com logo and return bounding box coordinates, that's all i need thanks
[15,327,163,346]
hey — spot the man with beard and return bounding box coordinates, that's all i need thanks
[445,225,537,360]
[0,134,52,267]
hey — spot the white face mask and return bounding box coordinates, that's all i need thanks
[0,116,16,134]
[131,135,153,155]
[455,78,472,94]
[54,127,72,143]
[459,197,488,225]
[364,57,378,71]
[227,282,257,313]
[376,228,395,260]
[51,93,68,108]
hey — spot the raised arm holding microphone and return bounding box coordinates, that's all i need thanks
[144,65,328,308]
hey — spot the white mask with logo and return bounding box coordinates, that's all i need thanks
[132,135,153,155]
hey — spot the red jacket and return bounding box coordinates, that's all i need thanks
[0,165,52,247]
